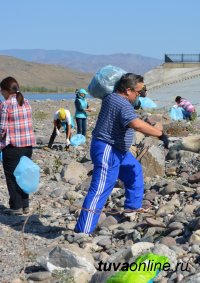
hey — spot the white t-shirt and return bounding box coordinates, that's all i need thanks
[54,109,71,124]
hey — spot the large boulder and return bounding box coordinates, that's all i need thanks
[36,245,96,275]
[140,144,165,177]
[181,135,200,153]
[61,161,88,185]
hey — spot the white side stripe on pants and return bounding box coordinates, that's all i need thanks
[84,144,111,233]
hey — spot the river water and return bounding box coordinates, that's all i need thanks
[24,93,93,100]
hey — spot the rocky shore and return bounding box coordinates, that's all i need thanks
[0,99,200,283]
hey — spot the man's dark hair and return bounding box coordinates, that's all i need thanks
[114,73,143,93]
[175,96,182,103]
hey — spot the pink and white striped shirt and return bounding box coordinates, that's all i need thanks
[179,98,195,113]
[0,95,35,149]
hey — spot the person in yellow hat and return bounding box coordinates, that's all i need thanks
[48,108,73,149]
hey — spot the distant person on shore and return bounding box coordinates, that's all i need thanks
[175,96,196,120]
[48,108,74,149]
[74,88,91,136]
[74,73,169,234]
[0,77,35,215]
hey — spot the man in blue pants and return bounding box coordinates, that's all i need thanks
[75,73,169,234]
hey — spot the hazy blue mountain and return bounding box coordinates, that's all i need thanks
[0,49,162,74]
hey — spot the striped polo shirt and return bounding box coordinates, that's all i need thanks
[92,93,137,152]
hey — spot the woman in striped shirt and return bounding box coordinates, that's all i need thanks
[0,77,35,215]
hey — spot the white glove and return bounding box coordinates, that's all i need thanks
[66,138,70,146]
[56,127,60,136]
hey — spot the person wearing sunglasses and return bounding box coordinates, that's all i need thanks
[75,73,169,234]
[132,84,147,110]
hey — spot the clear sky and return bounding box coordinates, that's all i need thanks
[0,0,199,59]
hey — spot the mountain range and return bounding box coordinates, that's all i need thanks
[0,49,162,74]
[0,55,91,91]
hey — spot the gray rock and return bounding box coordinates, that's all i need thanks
[99,216,118,229]
[168,222,184,230]
[27,271,52,281]
[152,244,177,269]
[159,237,176,247]
[36,136,49,145]
[131,242,154,257]
[181,272,200,283]
[160,182,177,195]
[70,267,91,283]
[156,205,175,216]
[141,144,166,177]
[146,218,166,227]
[36,245,96,275]
[188,171,200,184]
[61,161,88,185]
[189,230,200,245]
[190,244,200,254]
[177,150,199,163]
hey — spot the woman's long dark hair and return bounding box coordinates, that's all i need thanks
[0,77,24,106]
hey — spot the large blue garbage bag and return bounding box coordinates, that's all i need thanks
[14,156,40,194]
[88,65,126,99]
[70,134,86,146]
[139,97,157,108]
[0,151,2,162]
[170,106,184,120]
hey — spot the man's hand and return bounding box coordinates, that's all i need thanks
[66,138,70,146]
[159,133,169,149]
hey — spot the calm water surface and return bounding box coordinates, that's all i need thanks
[24,93,93,100]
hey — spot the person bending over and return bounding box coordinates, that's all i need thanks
[48,108,73,148]
[175,96,196,120]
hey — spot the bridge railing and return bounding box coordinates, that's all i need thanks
[165,54,200,63]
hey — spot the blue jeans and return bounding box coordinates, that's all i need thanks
[181,109,191,120]
[75,138,144,234]
[76,118,87,136]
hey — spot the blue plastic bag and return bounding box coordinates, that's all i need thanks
[88,65,126,99]
[139,97,157,109]
[70,134,86,146]
[0,151,2,162]
[170,107,184,121]
[14,156,40,194]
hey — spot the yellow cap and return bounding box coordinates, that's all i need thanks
[58,108,66,120]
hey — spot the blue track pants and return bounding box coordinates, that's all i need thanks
[75,138,144,234]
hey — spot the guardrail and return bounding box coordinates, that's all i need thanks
[165,54,200,63]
